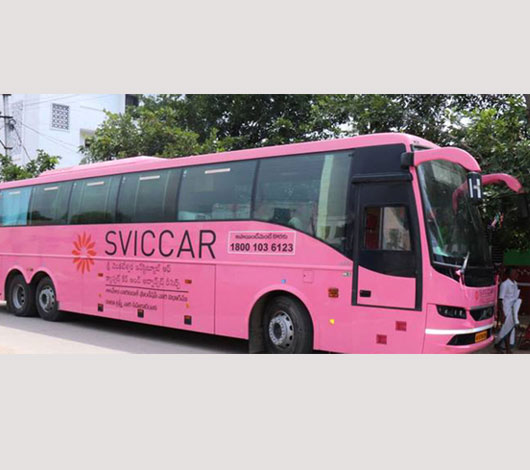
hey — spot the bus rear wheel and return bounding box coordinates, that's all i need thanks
[7,274,36,317]
[35,277,65,322]
[263,296,313,354]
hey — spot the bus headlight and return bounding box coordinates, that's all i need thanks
[437,305,467,319]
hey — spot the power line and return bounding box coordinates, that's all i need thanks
[20,122,78,148]
[20,94,79,108]
[21,94,118,111]
[5,95,125,161]
[20,122,79,154]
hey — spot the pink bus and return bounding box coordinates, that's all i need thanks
[0,133,524,353]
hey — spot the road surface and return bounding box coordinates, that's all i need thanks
[0,302,247,354]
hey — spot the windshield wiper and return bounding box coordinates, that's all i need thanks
[432,260,463,269]
[432,251,471,272]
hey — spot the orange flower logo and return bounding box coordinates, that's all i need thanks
[72,233,97,274]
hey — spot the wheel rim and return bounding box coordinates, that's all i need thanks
[268,311,294,349]
[38,286,56,314]
[12,283,26,310]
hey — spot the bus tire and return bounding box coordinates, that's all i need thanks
[7,274,37,317]
[263,296,313,354]
[35,277,65,322]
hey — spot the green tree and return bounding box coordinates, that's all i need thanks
[326,94,513,145]
[80,108,219,163]
[82,94,353,162]
[450,95,530,251]
[83,94,520,163]
[0,150,60,182]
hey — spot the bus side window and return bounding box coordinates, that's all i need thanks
[0,186,32,226]
[29,182,73,226]
[254,156,323,234]
[363,206,411,251]
[135,171,169,222]
[254,152,351,253]
[117,169,179,223]
[116,173,137,223]
[68,176,120,225]
[177,161,256,221]
[164,169,181,221]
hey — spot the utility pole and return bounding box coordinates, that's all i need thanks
[1,94,13,157]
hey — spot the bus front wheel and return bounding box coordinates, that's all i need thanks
[7,274,36,317]
[35,277,65,322]
[263,296,313,354]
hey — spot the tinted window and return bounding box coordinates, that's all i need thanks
[0,187,32,226]
[363,206,411,251]
[178,161,256,221]
[117,169,181,223]
[68,176,120,224]
[254,152,352,252]
[29,182,72,225]
[351,144,407,174]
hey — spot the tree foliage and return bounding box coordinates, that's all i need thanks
[0,150,60,182]
[82,94,520,161]
[79,109,219,163]
[451,95,530,251]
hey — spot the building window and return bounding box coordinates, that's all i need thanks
[80,130,95,149]
[51,103,70,130]
[125,94,140,107]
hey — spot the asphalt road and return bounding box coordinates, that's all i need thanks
[0,302,248,354]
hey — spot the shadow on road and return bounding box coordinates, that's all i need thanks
[0,304,248,354]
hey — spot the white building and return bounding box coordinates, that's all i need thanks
[1,94,137,168]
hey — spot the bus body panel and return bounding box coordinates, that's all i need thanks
[356,266,416,309]
[0,220,353,350]
[162,264,215,334]
[215,266,351,352]
[0,219,497,353]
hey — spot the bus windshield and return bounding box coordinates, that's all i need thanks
[417,160,492,269]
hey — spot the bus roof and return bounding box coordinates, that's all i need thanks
[1,133,438,189]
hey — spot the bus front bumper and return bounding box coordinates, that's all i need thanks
[422,324,495,354]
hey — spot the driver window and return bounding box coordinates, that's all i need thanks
[363,206,411,251]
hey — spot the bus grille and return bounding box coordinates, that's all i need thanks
[447,328,492,346]
[470,306,495,322]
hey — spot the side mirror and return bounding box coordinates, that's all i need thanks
[517,193,529,219]
[467,172,483,204]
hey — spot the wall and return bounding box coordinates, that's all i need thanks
[3,94,126,168]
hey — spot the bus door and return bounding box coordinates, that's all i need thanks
[352,178,421,311]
